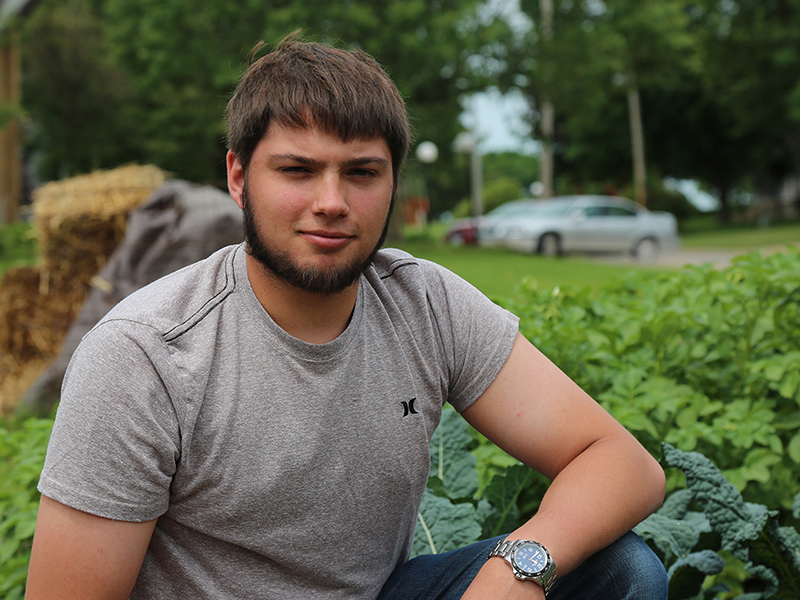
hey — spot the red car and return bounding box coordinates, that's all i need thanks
[444,218,479,245]
[444,199,541,246]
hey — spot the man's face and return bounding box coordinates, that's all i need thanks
[230,124,395,295]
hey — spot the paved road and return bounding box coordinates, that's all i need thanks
[592,242,800,269]
[595,248,741,269]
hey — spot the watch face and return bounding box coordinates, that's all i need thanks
[512,543,548,577]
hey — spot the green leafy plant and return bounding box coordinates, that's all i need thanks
[0,222,38,277]
[502,248,800,516]
[414,418,800,598]
[413,408,549,557]
[0,416,52,600]
[636,444,800,599]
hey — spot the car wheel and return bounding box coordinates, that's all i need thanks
[634,237,659,262]
[538,233,561,257]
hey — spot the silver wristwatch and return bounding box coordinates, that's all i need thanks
[488,538,557,596]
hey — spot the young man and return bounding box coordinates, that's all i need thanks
[26,37,668,600]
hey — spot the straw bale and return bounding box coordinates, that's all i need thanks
[0,265,84,411]
[33,164,166,281]
[33,164,166,225]
[0,358,50,414]
[1,164,166,414]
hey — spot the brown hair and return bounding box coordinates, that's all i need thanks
[226,33,411,183]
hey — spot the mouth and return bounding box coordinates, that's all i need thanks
[301,229,355,250]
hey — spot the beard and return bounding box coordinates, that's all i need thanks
[241,185,393,295]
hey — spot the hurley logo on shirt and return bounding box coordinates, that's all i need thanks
[401,398,419,417]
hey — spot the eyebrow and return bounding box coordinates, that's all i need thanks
[268,154,390,168]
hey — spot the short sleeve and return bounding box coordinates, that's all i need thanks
[419,260,519,413]
[38,320,182,522]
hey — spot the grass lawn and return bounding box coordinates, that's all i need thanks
[681,220,800,249]
[4,218,798,303]
[395,229,655,301]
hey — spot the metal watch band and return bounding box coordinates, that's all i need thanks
[489,538,557,596]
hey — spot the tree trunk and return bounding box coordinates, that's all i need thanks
[540,97,554,198]
[0,37,21,225]
[627,83,647,206]
[539,0,554,199]
[717,181,731,224]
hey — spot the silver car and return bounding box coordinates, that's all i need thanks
[477,195,679,260]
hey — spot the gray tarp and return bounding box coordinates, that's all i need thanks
[23,179,243,413]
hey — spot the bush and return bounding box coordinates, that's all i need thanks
[501,247,800,519]
[416,414,800,599]
[0,222,37,276]
[0,416,52,600]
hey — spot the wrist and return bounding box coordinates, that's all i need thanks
[488,538,556,597]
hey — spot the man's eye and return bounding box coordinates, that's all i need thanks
[350,168,377,178]
[282,166,308,173]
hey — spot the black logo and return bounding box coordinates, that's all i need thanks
[401,398,419,417]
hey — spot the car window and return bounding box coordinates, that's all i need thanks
[582,206,609,217]
[489,202,534,217]
[607,206,637,217]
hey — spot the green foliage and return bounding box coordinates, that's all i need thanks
[497,0,800,222]
[21,0,499,202]
[414,407,549,558]
[502,248,800,515]
[482,177,526,214]
[636,444,800,599]
[21,0,142,181]
[0,416,52,600]
[0,222,37,277]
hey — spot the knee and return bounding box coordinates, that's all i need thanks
[607,532,669,599]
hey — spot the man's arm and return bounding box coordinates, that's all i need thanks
[459,333,666,599]
[25,495,156,600]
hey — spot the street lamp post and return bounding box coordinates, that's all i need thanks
[454,132,483,218]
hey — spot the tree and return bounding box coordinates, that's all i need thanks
[21,0,141,180]
[509,0,698,204]
[21,0,510,215]
[686,0,800,221]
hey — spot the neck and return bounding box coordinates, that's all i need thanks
[245,253,359,344]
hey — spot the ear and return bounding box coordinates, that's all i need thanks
[227,151,245,209]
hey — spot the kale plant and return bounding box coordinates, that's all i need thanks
[636,444,800,599]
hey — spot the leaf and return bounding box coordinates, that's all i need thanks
[662,444,800,597]
[480,464,536,538]
[634,513,699,562]
[666,550,726,600]
[412,489,482,558]
[787,433,800,464]
[662,444,765,556]
[779,370,800,401]
[429,408,478,500]
[657,489,694,520]
[0,537,20,565]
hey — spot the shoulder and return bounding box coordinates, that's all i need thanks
[368,247,469,292]
[368,247,506,315]
[94,243,243,337]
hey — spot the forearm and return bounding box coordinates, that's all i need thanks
[461,434,664,599]
[459,334,666,598]
[509,433,664,574]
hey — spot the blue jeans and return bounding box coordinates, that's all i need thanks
[377,531,668,599]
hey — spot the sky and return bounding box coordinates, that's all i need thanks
[461,88,538,155]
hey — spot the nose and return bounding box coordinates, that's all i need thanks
[312,175,350,218]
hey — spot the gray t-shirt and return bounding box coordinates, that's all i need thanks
[39,244,519,599]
